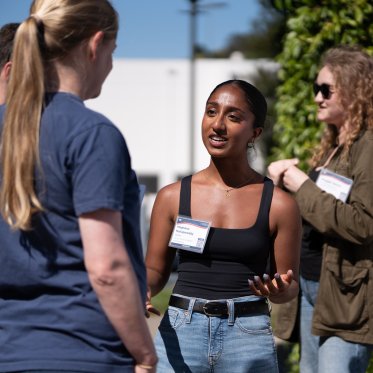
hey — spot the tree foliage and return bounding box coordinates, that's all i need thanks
[224,0,286,59]
[202,0,286,58]
[270,0,373,168]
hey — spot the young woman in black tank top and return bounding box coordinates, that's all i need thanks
[145,80,302,373]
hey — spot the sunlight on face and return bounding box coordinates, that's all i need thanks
[315,66,346,128]
[202,84,259,159]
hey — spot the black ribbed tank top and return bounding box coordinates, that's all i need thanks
[172,175,274,299]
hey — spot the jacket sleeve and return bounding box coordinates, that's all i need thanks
[295,131,373,245]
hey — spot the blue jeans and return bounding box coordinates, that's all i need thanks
[300,276,373,373]
[318,336,373,373]
[300,276,320,373]
[154,294,278,373]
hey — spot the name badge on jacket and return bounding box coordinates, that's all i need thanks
[316,168,353,202]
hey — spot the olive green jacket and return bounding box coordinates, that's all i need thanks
[295,129,373,344]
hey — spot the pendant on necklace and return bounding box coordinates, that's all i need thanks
[222,175,255,198]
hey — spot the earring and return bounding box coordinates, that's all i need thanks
[247,139,255,149]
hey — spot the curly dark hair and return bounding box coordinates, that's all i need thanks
[0,23,20,69]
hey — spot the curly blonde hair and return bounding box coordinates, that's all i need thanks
[310,45,373,168]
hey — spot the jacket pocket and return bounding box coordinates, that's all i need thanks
[316,263,369,331]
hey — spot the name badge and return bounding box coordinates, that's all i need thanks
[169,215,211,254]
[316,168,353,202]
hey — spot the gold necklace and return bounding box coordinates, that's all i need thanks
[223,177,255,197]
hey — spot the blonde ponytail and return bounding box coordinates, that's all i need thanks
[0,0,118,230]
[0,17,44,230]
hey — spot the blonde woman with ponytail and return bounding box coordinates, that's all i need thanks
[0,1,156,372]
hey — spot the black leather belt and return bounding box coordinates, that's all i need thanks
[169,295,269,317]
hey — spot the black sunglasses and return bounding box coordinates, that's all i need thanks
[313,83,333,100]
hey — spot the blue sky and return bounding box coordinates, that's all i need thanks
[0,0,260,58]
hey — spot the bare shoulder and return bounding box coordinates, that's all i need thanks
[152,180,181,218]
[156,180,181,202]
[269,186,301,235]
[271,186,300,215]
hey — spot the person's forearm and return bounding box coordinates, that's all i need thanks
[90,262,157,367]
[296,179,373,244]
[147,267,170,297]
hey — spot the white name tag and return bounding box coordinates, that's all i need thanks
[169,215,211,254]
[316,168,353,203]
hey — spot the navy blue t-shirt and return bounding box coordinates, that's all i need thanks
[0,93,146,372]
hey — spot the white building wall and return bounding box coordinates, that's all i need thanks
[86,59,190,188]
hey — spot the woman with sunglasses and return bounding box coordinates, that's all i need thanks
[268,45,373,373]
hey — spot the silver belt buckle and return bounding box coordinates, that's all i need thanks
[203,301,226,316]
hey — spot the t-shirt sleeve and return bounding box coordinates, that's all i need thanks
[67,123,132,215]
